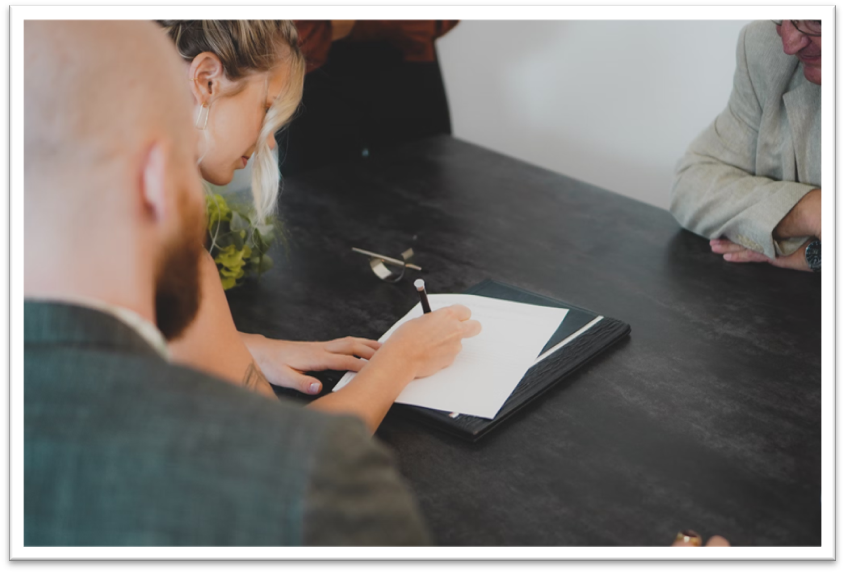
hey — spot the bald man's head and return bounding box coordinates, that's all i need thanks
[25,20,196,186]
[25,20,206,340]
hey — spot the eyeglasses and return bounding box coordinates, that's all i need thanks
[772,20,822,37]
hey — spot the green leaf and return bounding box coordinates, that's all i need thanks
[257,224,274,242]
[205,193,232,230]
[219,265,242,278]
[214,244,247,268]
[230,211,249,232]
[213,232,234,249]
[257,254,273,274]
[232,230,245,251]
[217,264,238,276]
[251,231,266,252]
[205,194,280,290]
[245,212,259,228]
[205,220,231,252]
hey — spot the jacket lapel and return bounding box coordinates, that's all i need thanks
[783,79,822,187]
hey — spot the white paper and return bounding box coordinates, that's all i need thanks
[333,294,568,419]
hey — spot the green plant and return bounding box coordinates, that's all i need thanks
[205,192,276,290]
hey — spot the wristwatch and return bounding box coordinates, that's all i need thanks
[805,240,821,272]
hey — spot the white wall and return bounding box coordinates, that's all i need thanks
[437,20,752,209]
[230,20,751,211]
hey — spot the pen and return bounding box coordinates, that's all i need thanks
[414,279,432,314]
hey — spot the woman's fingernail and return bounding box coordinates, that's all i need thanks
[675,530,702,546]
[309,382,322,394]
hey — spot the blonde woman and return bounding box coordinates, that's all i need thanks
[160,21,481,432]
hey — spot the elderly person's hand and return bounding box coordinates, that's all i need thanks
[710,238,815,272]
[671,530,731,547]
[774,189,821,241]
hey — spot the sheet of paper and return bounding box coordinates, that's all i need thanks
[333,294,568,419]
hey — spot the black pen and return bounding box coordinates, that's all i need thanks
[414,279,432,314]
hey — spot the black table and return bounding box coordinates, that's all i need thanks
[227,136,821,546]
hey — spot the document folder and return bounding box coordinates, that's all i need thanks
[395,279,631,441]
[292,279,630,441]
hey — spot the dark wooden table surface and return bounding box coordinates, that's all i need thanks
[227,136,821,546]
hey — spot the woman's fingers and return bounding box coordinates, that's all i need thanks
[437,305,481,338]
[461,319,483,338]
[359,339,382,350]
[267,365,323,395]
[445,304,472,322]
[424,307,482,339]
[324,354,369,373]
[326,337,382,358]
[350,343,378,360]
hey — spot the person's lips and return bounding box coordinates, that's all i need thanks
[798,51,821,65]
[241,156,249,167]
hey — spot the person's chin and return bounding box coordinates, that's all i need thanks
[204,169,235,186]
[802,64,821,85]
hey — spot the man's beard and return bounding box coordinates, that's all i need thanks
[154,192,206,341]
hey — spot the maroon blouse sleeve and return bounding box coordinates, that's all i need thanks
[294,20,334,74]
[295,20,459,73]
[347,20,459,62]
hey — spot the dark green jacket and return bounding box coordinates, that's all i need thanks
[24,301,430,546]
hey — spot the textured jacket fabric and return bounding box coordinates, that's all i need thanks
[24,301,430,546]
[671,20,821,259]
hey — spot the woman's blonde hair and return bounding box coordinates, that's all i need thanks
[159,20,305,220]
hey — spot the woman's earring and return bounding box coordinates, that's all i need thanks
[195,103,209,130]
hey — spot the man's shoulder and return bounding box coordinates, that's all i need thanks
[24,342,372,545]
[25,340,355,459]
[740,20,799,79]
[741,20,782,53]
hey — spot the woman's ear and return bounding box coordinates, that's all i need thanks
[188,52,225,106]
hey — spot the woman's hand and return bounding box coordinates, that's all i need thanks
[381,305,483,379]
[308,305,482,433]
[241,334,382,395]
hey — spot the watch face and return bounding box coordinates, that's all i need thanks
[806,240,821,271]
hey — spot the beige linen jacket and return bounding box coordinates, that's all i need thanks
[671,20,820,259]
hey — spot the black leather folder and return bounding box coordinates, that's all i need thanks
[296,279,631,441]
[395,279,631,442]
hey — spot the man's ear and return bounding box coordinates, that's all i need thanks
[141,142,169,225]
[188,52,225,106]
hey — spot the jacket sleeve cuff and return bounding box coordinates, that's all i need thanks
[729,181,815,258]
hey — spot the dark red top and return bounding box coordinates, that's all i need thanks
[295,20,459,73]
